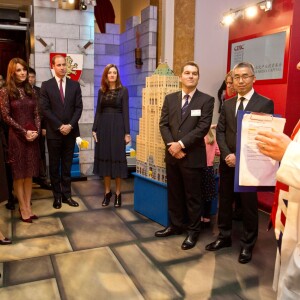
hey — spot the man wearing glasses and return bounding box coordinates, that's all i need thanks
[205,62,274,264]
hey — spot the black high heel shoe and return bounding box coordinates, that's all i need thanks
[114,193,122,208]
[102,191,112,206]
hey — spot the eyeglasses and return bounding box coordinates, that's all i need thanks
[233,75,254,81]
[226,81,233,85]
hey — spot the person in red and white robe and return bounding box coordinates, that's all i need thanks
[256,119,300,300]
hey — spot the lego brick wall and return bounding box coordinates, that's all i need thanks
[33,0,95,175]
[94,5,158,150]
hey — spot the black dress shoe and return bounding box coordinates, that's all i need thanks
[181,232,199,250]
[62,197,79,207]
[102,191,112,206]
[155,226,183,237]
[205,238,232,251]
[53,197,62,209]
[39,181,52,190]
[238,247,252,264]
[114,193,122,208]
[0,238,12,245]
[5,202,15,210]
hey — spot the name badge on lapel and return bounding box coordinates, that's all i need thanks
[191,109,201,116]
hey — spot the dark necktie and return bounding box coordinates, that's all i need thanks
[181,95,189,118]
[237,97,245,111]
[59,79,64,103]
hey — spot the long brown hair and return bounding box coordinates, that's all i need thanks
[6,58,33,99]
[100,64,122,93]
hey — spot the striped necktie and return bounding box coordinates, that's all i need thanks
[181,95,189,118]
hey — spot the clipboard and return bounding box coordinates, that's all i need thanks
[234,110,282,192]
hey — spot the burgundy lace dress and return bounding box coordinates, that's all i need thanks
[0,86,40,179]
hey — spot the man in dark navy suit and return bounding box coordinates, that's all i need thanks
[205,62,274,263]
[41,55,83,209]
[155,61,214,250]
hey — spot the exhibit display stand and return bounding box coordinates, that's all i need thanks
[133,172,169,227]
[133,63,178,227]
[134,173,219,226]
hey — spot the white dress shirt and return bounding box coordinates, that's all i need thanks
[235,88,255,114]
[54,75,66,97]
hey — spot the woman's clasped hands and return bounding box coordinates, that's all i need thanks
[25,130,38,142]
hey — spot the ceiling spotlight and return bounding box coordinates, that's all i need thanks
[260,0,273,11]
[265,0,273,11]
[221,13,235,26]
[245,6,258,18]
[80,0,87,10]
[68,0,74,3]
[221,0,272,27]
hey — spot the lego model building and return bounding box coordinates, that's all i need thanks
[136,63,180,183]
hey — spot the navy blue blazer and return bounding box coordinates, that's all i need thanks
[160,89,214,168]
[216,91,274,160]
[40,77,83,139]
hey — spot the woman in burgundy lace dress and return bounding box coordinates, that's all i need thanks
[0,58,40,223]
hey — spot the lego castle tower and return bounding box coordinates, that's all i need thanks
[136,63,180,183]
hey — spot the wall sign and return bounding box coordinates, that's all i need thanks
[228,27,290,84]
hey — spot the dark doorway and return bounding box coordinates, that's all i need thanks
[0,29,26,79]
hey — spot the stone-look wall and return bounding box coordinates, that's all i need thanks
[33,0,95,175]
[121,6,158,147]
[94,5,158,149]
[94,23,120,105]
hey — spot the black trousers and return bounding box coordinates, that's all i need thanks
[5,162,14,203]
[218,159,258,249]
[47,135,76,199]
[0,139,9,202]
[166,162,203,233]
[33,134,47,182]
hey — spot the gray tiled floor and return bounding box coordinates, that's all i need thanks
[0,177,277,299]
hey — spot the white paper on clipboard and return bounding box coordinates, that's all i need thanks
[239,113,286,186]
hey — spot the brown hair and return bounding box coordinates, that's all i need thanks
[100,64,122,93]
[51,54,65,66]
[225,70,233,82]
[180,61,200,75]
[6,58,33,99]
